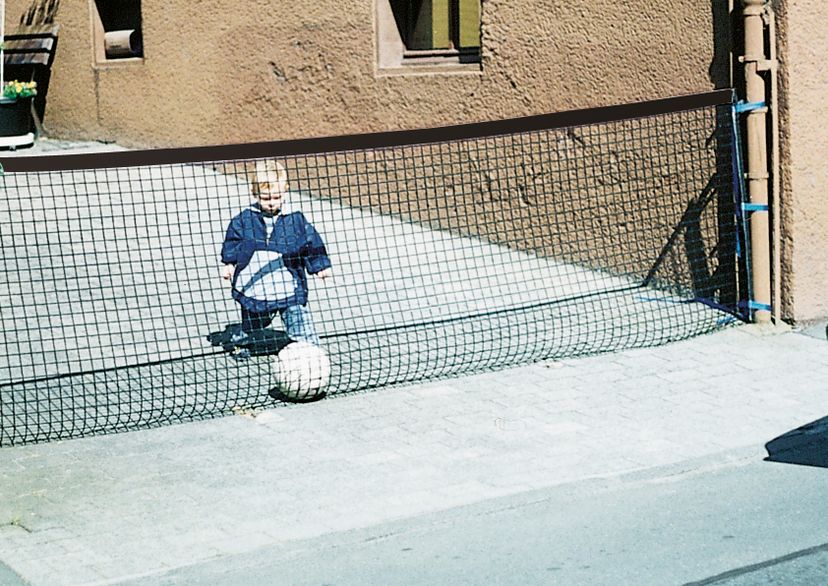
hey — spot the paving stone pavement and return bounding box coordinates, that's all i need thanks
[1,322,827,585]
[0,136,127,158]
[3,141,828,583]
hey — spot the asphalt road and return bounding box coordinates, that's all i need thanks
[118,446,828,585]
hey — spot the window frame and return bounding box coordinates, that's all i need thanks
[377,0,482,74]
[91,0,144,65]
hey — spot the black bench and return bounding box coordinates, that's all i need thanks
[3,24,59,134]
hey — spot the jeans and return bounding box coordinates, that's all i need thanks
[240,304,321,346]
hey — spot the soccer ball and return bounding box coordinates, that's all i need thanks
[272,341,331,401]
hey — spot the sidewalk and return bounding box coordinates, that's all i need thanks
[1,322,828,585]
[0,136,127,158]
[2,139,828,585]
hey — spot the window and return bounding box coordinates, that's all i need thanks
[92,0,144,63]
[377,0,481,72]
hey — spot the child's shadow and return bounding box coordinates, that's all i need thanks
[207,323,292,361]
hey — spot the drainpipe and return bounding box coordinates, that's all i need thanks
[741,0,772,324]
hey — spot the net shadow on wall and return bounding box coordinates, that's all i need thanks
[92,0,143,61]
[639,107,742,311]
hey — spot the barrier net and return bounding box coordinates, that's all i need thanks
[0,90,743,445]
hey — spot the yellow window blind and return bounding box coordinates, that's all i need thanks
[410,0,450,50]
[458,0,480,48]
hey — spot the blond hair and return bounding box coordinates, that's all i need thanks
[251,160,288,196]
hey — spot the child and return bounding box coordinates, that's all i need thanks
[221,160,332,350]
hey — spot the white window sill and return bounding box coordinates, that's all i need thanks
[378,50,481,76]
[93,57,145,68]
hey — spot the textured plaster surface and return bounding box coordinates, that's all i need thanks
[4,0,727,147]
[779,0,828,322]
[5,1,823,321]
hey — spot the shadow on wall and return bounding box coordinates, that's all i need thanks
[641,106,740,314]
[709,0,739,90]
[765,416,828,469]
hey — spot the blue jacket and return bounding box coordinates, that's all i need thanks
[221,204,332,313]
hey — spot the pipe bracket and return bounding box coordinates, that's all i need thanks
[742,5,765,17]
[749,301,772,312]
[735,100,767,113]
[739,54,767,63]
[742,202,769,212]
[755,59,776,72]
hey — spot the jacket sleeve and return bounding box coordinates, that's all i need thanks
[301,216,332,274]
[220,216,243,265]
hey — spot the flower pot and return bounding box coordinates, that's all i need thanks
[0,96,34,137]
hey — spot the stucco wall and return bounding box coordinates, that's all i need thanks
[6,1,824,324]
[2,0,777,320]
[3,0,729,147]
[776,0,828,323]
[275,105,733,303]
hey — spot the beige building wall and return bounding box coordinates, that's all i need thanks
[3,0,729,147]
[776,0,828,323]
[5,0,823,324]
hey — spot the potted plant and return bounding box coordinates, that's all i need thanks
[0,78,37,136]
[0,0,37,139]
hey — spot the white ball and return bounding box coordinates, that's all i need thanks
[272,341,331,401]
